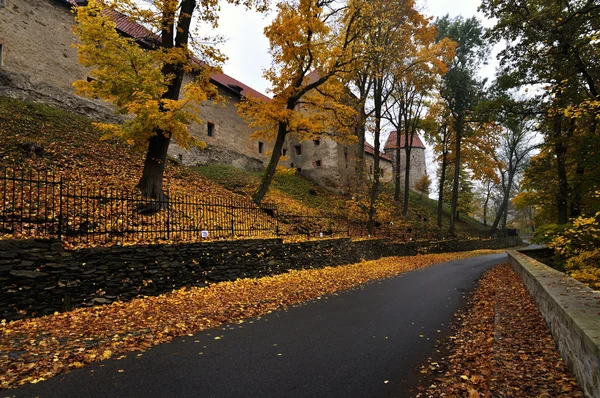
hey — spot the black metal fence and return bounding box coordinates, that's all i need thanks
[0,168,349,245]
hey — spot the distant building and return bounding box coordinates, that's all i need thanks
[384,131,427,189]
[0,0,426,193]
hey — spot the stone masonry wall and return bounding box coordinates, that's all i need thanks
[508,250,600,398]
[0,236,522,321]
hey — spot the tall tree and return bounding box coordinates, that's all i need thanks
[74,0,268,204]
[480,0,600,224]
[489,113,536,232]
[422,97,454,229]
[435,15,488,234]
[238,0,364,204]
[385,26,454,214]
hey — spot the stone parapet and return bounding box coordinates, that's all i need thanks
[507,250,600,398]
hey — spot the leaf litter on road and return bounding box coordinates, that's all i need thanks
[415,263,583,397]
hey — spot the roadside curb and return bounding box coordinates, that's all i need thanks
[507,250,600,398]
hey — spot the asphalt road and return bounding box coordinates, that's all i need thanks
[12,252,507,398]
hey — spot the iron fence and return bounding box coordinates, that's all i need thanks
[0,167,349,245]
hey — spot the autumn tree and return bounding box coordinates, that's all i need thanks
[352,0,442,234]
[414,174,431,199]
[480,0,600,224]
[422,97,454,228]
[435,15,488,234]
[384,24,454,214]
[489,113,536,232]
[238,0,365,205]
[73,0,268,204]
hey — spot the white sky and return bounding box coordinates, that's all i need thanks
[214,0,500,96]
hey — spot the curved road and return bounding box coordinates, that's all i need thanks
[13,252,508,398]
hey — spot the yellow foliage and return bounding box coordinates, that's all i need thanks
[549,203,600,289]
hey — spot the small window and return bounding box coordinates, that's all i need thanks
[344,146,348,160]
[296,167,302,173]
[282,148,287,156]
[0,44,3,67]
[258,141,264,154]
[315,160,322,167]
[294,145,302,155]
[314,139,320,146]
[369,165,373,175]
[380,168,384,177]
[291,163,294,168]
[207,122,215,137]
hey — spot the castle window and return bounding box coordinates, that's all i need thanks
[294,145,302,155]
[0,44,3,67]
[282,148,287,156]
[207,122,215,137]
[315,160,322,167]
[380,168,384,177]
[296,167,302,173]
[291,163,294,168]
[258,141,264,154]
[344,146,348,161]
[314,139,320,146]
[369,165,373,175]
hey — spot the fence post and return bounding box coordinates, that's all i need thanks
[57,175,63,241]
[166,189,171,241]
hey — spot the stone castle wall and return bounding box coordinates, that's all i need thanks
[0,0,268,170]
[387,147,427,189]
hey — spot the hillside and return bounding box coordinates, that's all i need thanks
[0,97,486,244]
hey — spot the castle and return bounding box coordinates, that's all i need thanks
[0,0,427,193]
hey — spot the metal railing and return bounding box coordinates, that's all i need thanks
[0,167,349,245]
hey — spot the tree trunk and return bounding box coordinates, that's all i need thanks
[137,0,195,201]
[437,150,448,229]
[394,129,402,202]
[482,180,491,227]
[355,121,367,196]
[367,80,383,235]
[553,117,569,224]
[253,122,287,204]
[402,140,412,217]
[138,132,171,208]
[449,115,463,235]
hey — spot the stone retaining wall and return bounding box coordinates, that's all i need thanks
[0,236,522,321]
[508,250,600,398]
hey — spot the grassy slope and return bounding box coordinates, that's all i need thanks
[0,96,485,233]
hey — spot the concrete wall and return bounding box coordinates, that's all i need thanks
[508,250,600,398]
[1,236,522,321]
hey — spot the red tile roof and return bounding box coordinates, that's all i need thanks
[384,131,426,150]
[210,73,270,102]
[104,9,158,47]
[67,3,270,101]
[364,142,393,162]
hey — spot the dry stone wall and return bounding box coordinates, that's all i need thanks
[0,236,522,321]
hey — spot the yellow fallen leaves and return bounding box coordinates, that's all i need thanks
[1,249,501,389]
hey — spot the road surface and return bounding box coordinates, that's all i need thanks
[13,252,508,398]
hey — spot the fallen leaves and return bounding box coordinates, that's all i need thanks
[416,263,584,397]
[0,249,500,389]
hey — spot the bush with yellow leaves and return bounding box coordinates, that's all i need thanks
[549,211,600,290]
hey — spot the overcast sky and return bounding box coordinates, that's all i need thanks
[213,0,498,96]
